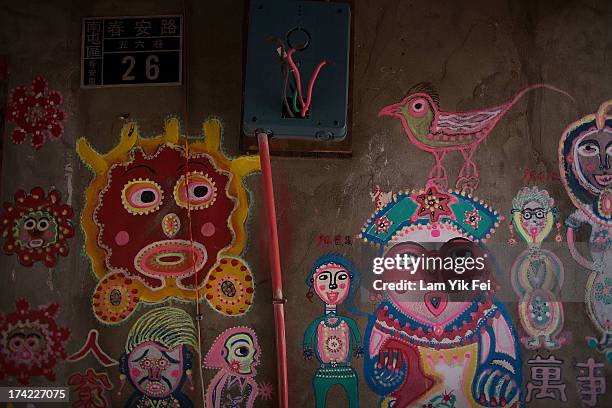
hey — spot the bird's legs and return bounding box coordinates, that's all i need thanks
[428,150,448,190]
[456,145,480,193]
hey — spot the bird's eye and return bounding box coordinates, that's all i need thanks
[409,98,428,118]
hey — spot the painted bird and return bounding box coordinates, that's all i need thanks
[379,82,573,193]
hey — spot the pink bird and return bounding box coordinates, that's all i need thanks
[379,83,573,193]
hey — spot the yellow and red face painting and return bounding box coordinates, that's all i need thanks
[77,118,259,324]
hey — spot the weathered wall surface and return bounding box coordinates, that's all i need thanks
[0,0,611,407]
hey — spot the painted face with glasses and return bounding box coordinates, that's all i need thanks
[512,202,551,240]
[510,187,557,245]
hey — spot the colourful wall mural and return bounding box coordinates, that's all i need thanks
[204,326,267,408]
[118,306,197,407]
[0,187,74,267]
[76,118,259,324]
[559,99,612,362]
[379,83,572,193]
[0,299,70,385]
[303,254,363,408]
[509,186,566,349]
[360,184,522,407]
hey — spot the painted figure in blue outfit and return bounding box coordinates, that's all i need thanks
[359,185,522,407]
[303,254,363,408]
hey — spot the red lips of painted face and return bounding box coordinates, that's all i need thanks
[313,265,351,306]
[594,174,612,187]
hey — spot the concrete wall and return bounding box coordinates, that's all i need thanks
[0,0,610,407]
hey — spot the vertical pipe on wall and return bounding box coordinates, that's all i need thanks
[257,132,289,408]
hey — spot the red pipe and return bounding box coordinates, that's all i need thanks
[257,132,289,408]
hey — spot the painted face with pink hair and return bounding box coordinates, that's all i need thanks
[204,327,260,376]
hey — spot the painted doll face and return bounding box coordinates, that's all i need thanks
[518,200,549,238]
[96,145,235,289]
[15,211,58,250]
[223,332,257,375]
[573,129,612,192]
[127,341,184,398]
[313,264,351,305]
[6,328,45,364]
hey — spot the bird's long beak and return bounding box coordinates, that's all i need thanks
[378,102,402,118]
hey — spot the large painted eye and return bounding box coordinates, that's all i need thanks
[337,272,348,281]
[37,217,50,231]
[121,179,164,215]
[140,358,153,369]
[317,274,329,281]
[235,346,250,357]
[8,335,24,351]
[174,171,217,210]
[23,218,36,230]
[156,358,169,368]
[26,335,41,350]
[577,141,600,157]
[409,97,429,118]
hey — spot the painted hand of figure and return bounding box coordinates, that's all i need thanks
[474,367,519,407]
[303,347,314,360]
[354,346,364,358]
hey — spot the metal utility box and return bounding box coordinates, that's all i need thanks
[242,0,351,140]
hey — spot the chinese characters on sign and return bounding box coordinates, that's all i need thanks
[82,15,182,87]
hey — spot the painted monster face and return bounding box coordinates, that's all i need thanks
[6,328,45,364]
[127,341,184,398]
[573,129,612,192]
[313,264,351,306]
[95,145,235,289]
[15,211,58,250]
[223,332,257,375]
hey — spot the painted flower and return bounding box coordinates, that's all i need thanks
[594,277,612,305]
[375,215,393,234]
[0,299,70,385]
[414,186,453,222]
[463,209,482,230]
[6,75,66,150]
[257,381,274,401]
[229,360,241,373]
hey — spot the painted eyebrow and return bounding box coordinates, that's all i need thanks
[160,350,180,364]
[177,161,210,173]
[132,349,150,362]
[229,339,250,347]
[122,164,156,177]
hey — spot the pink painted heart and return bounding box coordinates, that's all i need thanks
[424,291,448,317]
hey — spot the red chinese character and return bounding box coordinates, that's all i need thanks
[67,368,113,408]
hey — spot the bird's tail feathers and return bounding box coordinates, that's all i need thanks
[505,84,575,112]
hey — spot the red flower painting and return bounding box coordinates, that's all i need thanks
[5,75,66,150]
